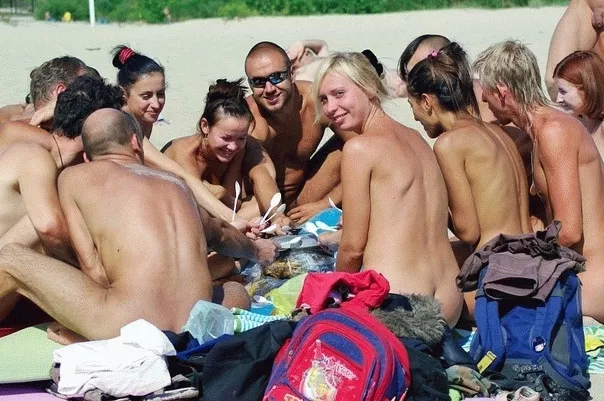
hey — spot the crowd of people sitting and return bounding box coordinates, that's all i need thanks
[0,0,604,398]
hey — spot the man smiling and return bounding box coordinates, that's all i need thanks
[244,41,354,225]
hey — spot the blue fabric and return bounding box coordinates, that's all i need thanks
[471,268,589,393]
[302,207,342,233]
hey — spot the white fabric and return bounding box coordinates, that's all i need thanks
[53,319,176,397]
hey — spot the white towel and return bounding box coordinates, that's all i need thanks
[53,319,176,397]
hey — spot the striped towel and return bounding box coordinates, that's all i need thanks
[230,308,288,333]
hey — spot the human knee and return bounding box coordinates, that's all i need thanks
[221,281,251,310]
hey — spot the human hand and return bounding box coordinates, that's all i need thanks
[287,200,328,226]
[272,214,292,236]
[252,238,279,266]
[318,229,341,254]
[29,99,56,127]
[593,8,604,31]
[287,41,306,65]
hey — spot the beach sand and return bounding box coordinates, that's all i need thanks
[1,7,603,398]
[0,6,564,149]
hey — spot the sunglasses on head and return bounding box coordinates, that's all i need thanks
[248,69,289,88]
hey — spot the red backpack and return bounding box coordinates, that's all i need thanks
[263,306,410,401]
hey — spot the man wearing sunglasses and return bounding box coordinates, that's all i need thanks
[245,41,353,225]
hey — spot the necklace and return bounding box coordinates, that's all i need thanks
[52,135,64,169]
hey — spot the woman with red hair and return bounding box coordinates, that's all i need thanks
[554,50,604,158]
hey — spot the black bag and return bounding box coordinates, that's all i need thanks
[168,320,296,401]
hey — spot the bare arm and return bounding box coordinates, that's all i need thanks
[336,139,371,272]
[539,122,584,247]
[58,170,106,283]
[143,138,248,228]
[198,206,277,266]
[17,144,74,262]
[433,136,480,247]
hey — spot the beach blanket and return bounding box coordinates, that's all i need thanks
[231,308,287,333]
[0,323,62,384]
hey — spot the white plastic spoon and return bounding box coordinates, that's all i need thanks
[260,223,278,234]
[316,221,337,231]
[265,204,286,223]
[259,192,282,225]
[281,236,303,249]
[231,181,241,222]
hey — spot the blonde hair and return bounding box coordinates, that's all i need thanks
[312,52,389,122]
[473,40,549,117]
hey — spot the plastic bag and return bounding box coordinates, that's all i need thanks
[181,300,234,343]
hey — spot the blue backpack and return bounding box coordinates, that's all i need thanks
[470,268,590,399]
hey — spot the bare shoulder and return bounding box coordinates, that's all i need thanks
[164,134,198,155]
[541,110,586,142]
[2,142,53,166]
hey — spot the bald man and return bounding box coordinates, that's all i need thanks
[0,109,276,342]
[245,41,355,225]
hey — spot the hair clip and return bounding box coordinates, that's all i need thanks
[119,48,135,65]
[427,49,439,58]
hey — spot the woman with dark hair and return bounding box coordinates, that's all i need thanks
[406,43,532,318]
[162,79,288,227]
[112,45,165,139]
[554,50,604,158]
[406,42,532,249]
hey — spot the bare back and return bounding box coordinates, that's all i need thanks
[435,119,532,249]
[340,113,462,324]
[60,160,211,332]
[249,82,326,206]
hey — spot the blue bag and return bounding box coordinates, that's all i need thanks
[471,268,590,399]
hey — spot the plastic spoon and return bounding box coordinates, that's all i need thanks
[231,181,241,222]
[281,236,303,249]
[259,192,282,225]
[260,223,278,234]
[265,204,286,223]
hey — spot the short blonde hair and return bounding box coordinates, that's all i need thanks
[312,52,389,122]
[473,40,549,117]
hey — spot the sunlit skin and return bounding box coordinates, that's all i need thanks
[555,78,586,113]
[200,116,248,165]
[318,72,374,133]
[317,71,463,326]
[122,72,165,138]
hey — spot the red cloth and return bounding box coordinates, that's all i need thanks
[296,271,390,314]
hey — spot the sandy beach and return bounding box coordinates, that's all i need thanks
[0,6,565,149]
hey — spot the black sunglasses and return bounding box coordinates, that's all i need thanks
[248,70,289,88]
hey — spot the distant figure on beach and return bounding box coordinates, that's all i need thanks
[553,50,604,159]
[406,42,532,317]
[163,6,172,23]
[287,39,405,98]
[545,0,604,100]
[245,41,354,225]
[475,40,604,323]
[315,52,462,325]
[62,11,72,23]
[0,108,275,343]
